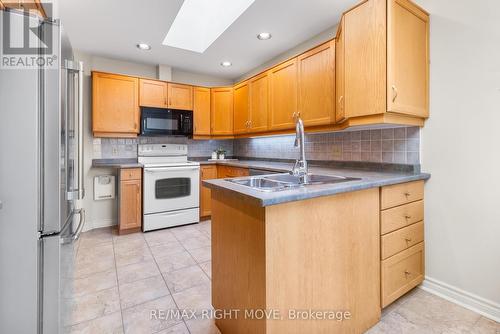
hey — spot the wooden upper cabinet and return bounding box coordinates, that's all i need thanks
[168,83,193,110]
[233,81,250,134]
[92,72,139,137]
[335,18,346,123]
[211,87,233,135]
[193,87,211,136]
[249,72,269,133]
[1,0,47,18]
[297,40,335,127]
[139,78,168,108]
[340,0,428,121]
[344,0,387,119]
[387,0,429,118]
[269,58,298,131]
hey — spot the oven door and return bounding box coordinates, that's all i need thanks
[143,166,200,214]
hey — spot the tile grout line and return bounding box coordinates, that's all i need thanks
[111,229,127,334]
[143,230,193,334]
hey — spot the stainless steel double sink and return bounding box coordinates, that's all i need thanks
[227,173,361,192]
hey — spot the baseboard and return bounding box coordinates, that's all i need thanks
[420,276,500,322]
[82,218,117,232]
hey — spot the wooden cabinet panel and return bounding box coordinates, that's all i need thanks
[381,200,424,235]
[1,0,47,17]
[211,87,233,135]
[92,72,139,137]
[193,87,211,135]
[387,0,429,117]
[217,166,249,178]
[120,168,141,181]
[200,165,217,217]
[119,168,142,234]
[233,82,250,134]
[381,180,424,210]
[344,0,386,118]
[335,18,346,123]
[168,83,193,110]
[249,73,269,132]
[139,78,168,108]
[381,242,424,307]
[381,221,424,260]
[269,58,298,130]
[297,40,335,126]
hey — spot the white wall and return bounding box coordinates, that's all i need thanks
[73,52,230,230]
[415,0,500,319]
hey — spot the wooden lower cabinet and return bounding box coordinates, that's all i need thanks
[217,165,249,178]
[200,165,249,219]
[380,181,425,308]
[200,165,217,218]
[118,168,142,234]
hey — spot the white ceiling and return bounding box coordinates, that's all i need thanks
[58,0,356,80]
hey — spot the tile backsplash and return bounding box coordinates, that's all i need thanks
[234,127,420,164]
[93,126,420,165]
[93,137,233,159]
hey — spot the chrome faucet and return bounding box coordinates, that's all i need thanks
[291,117,308,183]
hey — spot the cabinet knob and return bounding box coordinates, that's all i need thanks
[404,214,411,220]
[404,192,411,197]
[404,270,411,277]
[405,237,412,243]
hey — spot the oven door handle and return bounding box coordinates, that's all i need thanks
[144,167,200,173]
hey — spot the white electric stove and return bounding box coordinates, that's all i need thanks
[138,144,200,231]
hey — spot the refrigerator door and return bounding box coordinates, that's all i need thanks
[0,11,43,334]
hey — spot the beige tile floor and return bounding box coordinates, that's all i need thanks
[64,221,499,334]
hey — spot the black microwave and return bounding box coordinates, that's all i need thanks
[140,107,193,137]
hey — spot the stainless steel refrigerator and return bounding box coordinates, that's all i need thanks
[0,10,85,334]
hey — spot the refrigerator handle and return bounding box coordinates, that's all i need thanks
[61,208,86,244]
[64,60,85,201]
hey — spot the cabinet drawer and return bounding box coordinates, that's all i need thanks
[381,221,424,260]
[381,242,424,308]
[201,165,218,180]
[381,180,424,209]
[381,200,424,235]
[120,168,142,181]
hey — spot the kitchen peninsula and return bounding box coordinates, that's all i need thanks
[204,165,429,333]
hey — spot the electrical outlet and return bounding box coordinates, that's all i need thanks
[333,144,342,155]
[112,147,118,156]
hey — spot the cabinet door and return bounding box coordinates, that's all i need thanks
[387,0,429,118]
[297,40,335,126]
[335,18,346,123]
[119,179,141,232]
[211,88,234,135]
[92,72,139,136]
[249,72,269,133]
[344,0,386,118]
[200,165,218,217]
[233,81,250,134]
[193,87,211,135]
[168,83,193,110]
[269,58,298,130]
[139,78,168,108]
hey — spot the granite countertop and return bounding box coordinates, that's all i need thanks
[92,158,142,168]
[203,160,430,207]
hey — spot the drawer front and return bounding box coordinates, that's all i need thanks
[381,180,424,209]
[381,242,424,308]
[201,165,217,180]
[381,200,424,235]
[381,221,424,260]
[120,168,142,181]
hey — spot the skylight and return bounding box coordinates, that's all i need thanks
[163,0,255,53]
